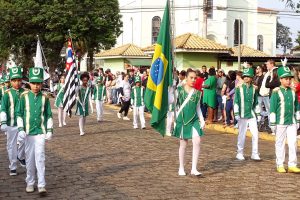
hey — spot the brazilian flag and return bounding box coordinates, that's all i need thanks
[144,1,173,136]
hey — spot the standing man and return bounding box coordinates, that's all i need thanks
[216,69,226,121]
[202,65,208,80]
[1,67,26,176]
[270,66,300,173]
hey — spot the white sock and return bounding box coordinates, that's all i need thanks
[179,139,188,171]
[58,107,62,126]
[191,136,201,172]
[63,110,67,124]
[79,117,84,134]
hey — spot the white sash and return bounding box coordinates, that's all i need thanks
[176,88,195,118]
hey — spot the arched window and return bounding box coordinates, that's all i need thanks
[257,35,263,51]
[234,19,243,46]
[152,16,161,44]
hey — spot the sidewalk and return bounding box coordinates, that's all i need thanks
[106,103,300,147]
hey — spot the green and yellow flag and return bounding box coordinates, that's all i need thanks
[144,1,173,136]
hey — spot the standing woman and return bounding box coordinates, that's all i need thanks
[174,70,205,176]
[54,75,67,127]
[117,74,131,120]
[76,72,94,136]
[202,68,217,124]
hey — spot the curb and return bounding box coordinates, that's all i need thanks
[105,103,300,147]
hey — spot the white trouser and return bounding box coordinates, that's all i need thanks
[133,106,145,128]
[58,107,66,126]
[275,124,298,167]
[237,118,259,156]
[79,116,86,134]
[6,126,18,170]
[25,134,46,187]
[96,100,104,120]
[166,111,174,135]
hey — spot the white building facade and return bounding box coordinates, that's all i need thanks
[117,0,277,56]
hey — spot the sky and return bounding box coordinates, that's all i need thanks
[259,0,300,49]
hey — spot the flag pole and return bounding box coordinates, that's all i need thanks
[67,29,80,77]
[168,0,177,129]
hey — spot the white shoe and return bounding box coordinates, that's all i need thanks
[123,116,130,121]
[117,113,122,119]
[165,132,171,136]
[272,132,275,136]
[59,124,62,128]
[191,170,202,176]
[38,187,47,194]
[236,153,245,161]
[141,126,146,129]
[63,122,67,126]
[80,132,85,136]
[134,126,138,129]
[218,116,223,121]
[26,185,34,193]
[178,168,186,176]
[251,154,261,161]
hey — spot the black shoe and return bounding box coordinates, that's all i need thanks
[18,157,26,167]
[10,170,17,176]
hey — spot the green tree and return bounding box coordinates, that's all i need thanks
[0,0,122,71]
[276,21,293,54]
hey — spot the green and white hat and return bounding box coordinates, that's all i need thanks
[9,67,23,80]
[3,74,10,82]
[97,76,104,82]
[29,68,44,83]
[242,68,254,78]
[277,66,293,78]
[134,76,141,83]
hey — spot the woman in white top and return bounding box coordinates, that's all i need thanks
[117,74,131,120]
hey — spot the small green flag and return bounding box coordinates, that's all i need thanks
[144,1,173,136]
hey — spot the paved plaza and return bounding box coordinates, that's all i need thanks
[0,103,300,200]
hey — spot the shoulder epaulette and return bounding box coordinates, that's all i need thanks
[273,87,280,92]
[20,91,29,96]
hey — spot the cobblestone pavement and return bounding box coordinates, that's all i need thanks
[1,103,300,200]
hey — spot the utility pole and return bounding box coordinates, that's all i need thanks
[203,0,208,38]
[238,19,241,70]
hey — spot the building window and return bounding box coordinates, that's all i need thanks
[152,16,161,44]
[207,0,213,19]
[234,19,243,46]
[257,35,263,51]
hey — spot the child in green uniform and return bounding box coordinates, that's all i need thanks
[131,76,145,129]
[1,67,26,176]
[270,66,300,173]
[76,72,93,136]
[16,67,53,194]
[54,75,67,127]
[173,69,205,176]
[234,68,261,161]
[92,76,106,122]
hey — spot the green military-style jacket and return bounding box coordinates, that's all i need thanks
[1,88,25,126]
[75,86,92,117]
[173,86,203,139]
[16,91,53,135]
[54,85,64,108]
[234,83,260,119]
[93,84,106,101]
[131,86,144,107]
[270,86,300,125]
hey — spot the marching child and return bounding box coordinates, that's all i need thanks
[75,72,93,136]
[92,76,106,122]
[54,75,67,127]
[234,68,261,161]
[173,69,205,176]
[1,67,26,176]
[16,67,53,194]
[270,65,300,173]
[131,76,145,129]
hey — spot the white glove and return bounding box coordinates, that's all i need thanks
[235,115,240,121]
[1,124,8,132]
[45,132,52,140]
[257,116,262,122]
[270,126,276,133]
[17,131,27,143]
[297,123,299,129]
